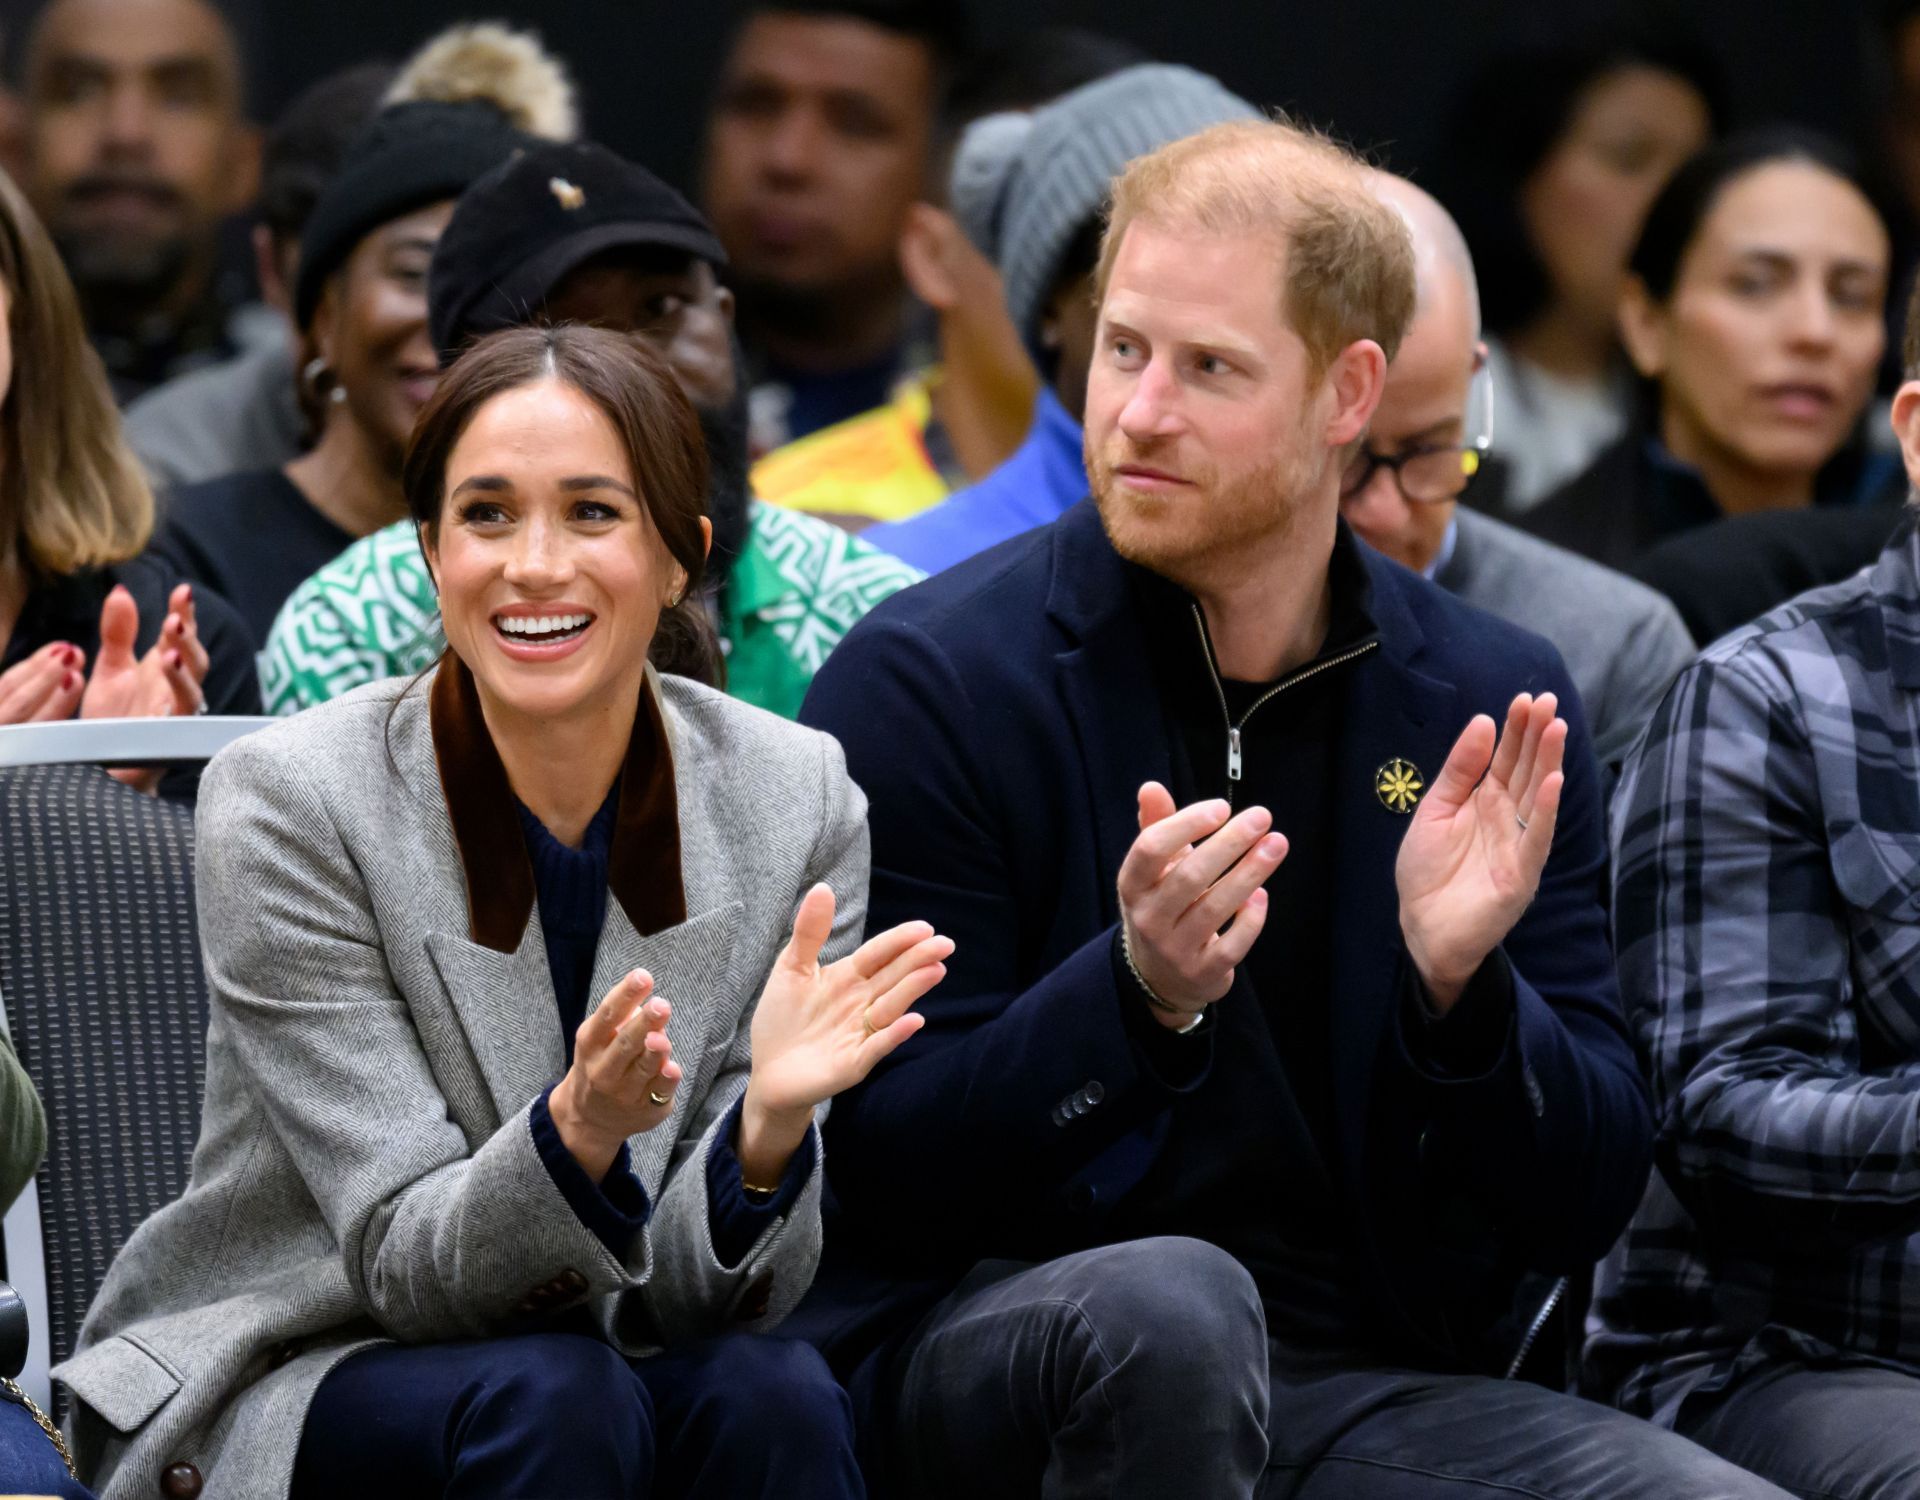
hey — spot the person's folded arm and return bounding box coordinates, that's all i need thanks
[1614,649,1920,1252]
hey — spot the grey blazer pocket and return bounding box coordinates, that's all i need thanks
[57,1332,183,1433]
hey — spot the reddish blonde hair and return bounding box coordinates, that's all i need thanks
[1097,117,1417,381]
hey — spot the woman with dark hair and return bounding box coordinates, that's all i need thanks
[58,326,949,1499]
[0,159,258,773]
[1443,21,1719,509]
[1523,129,1896,575]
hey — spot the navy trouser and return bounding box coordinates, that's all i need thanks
[292,1330,862,1499]
[0,1393,92,1498]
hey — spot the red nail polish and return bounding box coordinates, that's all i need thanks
[62,671,76,690]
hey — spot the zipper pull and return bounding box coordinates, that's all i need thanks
[1227,726,1243,782]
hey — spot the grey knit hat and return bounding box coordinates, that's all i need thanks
[952,63,1260,362]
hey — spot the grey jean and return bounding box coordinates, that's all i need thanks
[1678,1362,1920,1500]
[881,1237,1791,1500]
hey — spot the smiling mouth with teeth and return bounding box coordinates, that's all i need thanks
[494,611,594,642]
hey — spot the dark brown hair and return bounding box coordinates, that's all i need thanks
[402,322,720,684]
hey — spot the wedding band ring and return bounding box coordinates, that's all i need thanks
[1515,813,1529,833]
[648,1089,670,1108]
[861,1008,876,1039]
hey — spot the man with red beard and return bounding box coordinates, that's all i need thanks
[794,119,1782,1497]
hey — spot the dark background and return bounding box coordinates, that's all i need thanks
[0,0,1895,201]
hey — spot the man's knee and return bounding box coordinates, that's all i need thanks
[1073,1237,1265,1368]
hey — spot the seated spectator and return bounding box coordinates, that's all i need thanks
[1524,130,1898,573]
[20,0,263,404]
[863,63,1256,574]
[1344,170,1694,772]
[1441,20,1720,511]
[704,0,964,451]
[792,116,1780,1499]
[750,27,1142,531]
[0,1033,85,1498]
[122,61,396,492]
[59,324,949,1500]
[0,159,256,769]
[261,140,924,721]
[148,74,547,644]
[1587,276,1920,1500]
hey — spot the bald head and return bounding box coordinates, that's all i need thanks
[1340,170,1486,575]
[1367,168,1480,335]
[23,0,256,336]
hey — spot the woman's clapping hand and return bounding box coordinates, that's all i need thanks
[0,642,85,725]
[549,971,681,1180]
[734,885,949,1182]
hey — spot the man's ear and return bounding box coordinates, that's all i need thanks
[1617,276,1668,379]
[222,123,263,217]
[1323,339,1390,448]
[1890,379,1920,495]
[698,515,714,563]
[899,202,960,310]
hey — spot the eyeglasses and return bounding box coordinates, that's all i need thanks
[1339,364,1497,506]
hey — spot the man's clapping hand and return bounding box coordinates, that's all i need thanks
[1396,692,1567,1014]
[1117,782,1288,1029]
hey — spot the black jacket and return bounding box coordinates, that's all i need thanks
[788,501,1651,1409]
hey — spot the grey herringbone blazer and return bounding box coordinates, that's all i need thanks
[54,665,865,1500]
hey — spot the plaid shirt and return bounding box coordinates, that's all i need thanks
[1587,517,1920,1426]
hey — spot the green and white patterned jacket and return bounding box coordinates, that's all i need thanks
[259,501,925,720]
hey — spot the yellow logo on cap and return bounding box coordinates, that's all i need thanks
[549,177,585,210]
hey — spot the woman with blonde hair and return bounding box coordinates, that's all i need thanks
[0,164,256,744]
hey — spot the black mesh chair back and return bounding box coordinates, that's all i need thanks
[0,764,206,1409]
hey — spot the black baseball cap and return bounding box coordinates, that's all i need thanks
[427,140,728,365]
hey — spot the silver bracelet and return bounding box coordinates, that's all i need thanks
[1121,923,1206,1034]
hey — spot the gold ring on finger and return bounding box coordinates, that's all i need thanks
[861,1007,876,1039]
[648,1089,670,1108]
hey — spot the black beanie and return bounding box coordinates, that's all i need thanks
[294,100,535,330]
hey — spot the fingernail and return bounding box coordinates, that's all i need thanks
[167,650,180,668]
[62,671,76,689]
[1260,834,1286,857]
[1207,800,1231,819]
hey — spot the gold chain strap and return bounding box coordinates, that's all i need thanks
[1,1376,77,1480]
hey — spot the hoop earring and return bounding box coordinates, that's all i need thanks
[302,356,348,406]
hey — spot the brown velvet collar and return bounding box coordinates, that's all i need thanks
[429,657,688,953]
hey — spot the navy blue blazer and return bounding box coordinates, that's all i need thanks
[792,500,1651,1379]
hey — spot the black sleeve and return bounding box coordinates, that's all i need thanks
[193,585,264,716]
